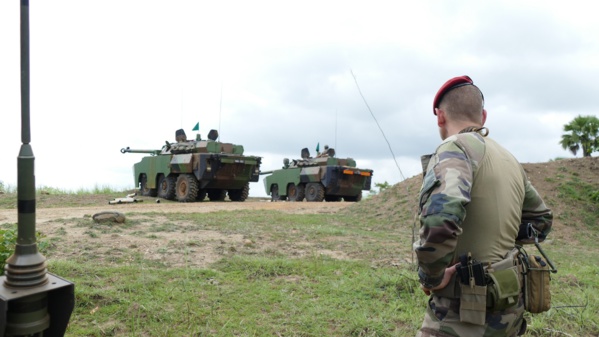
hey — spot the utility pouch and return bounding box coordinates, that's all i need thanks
[523,255,552,313]
[486,266,520,311]
[459,284,487,325]
[516,242,556,314]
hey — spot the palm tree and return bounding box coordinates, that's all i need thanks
[560,115,599,157]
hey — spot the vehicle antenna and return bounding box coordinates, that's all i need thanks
[218,81,223,141]
[335,109,338,151]
[180,88,184,129]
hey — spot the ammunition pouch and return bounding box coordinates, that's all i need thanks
[459,283,487,325]
[455,254,488,325]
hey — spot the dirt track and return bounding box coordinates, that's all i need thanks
[0,200,358,269]
[0,200,353,225]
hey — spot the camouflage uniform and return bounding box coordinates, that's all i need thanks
[414,129,552,337]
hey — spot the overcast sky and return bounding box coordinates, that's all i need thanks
[1,0,598,197]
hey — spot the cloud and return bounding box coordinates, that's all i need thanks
[1,0,596,197]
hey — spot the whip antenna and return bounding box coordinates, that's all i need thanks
[218,81,223,141]
[351,69,420,268]
[351,69,405,181]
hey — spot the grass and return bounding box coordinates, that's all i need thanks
[0,185,134,209]
[46,236,599,337]
[0,183,123,195]
[555,173,599,229]
[53,255,424,336]
[30,208,597,336]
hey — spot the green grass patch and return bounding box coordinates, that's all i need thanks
[51,256,423,337]
[557,176,599,229]
[46,241,599,337]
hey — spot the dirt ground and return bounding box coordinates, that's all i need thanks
[0,200,355,269]
[0,200,351,224]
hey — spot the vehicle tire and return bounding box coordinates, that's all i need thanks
[196,189,207,201]
[176,174,199,202]
[297,184,305,201]
[305,182,325,202]
[324,195,342,202]
[208,189,227,201]
[270,185,285,201]
[228,183,250,202]
[140,174,158,197]
[287,183,305,202]
[344,193,363,202]
[157,174,176,200]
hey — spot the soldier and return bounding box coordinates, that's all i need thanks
[414,76,553,336]
[317,145,330,157]
[175,129,187,143]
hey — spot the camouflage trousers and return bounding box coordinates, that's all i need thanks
[416,295,526,337]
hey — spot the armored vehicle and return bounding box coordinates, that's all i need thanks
[121,129,261,202]
[262,146,373,202]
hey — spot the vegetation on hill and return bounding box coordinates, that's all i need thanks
[352,156,599,237]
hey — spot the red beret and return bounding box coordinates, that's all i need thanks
[432,75,474,115]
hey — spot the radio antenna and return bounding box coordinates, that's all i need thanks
[218,81,223,141]
[0,1,74,334]
[335,109,338,151]
[350,69,405,181]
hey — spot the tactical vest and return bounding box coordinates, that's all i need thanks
[453,135,526,264]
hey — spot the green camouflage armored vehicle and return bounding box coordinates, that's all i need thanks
[262,146,373,202]
[121,129,261,202]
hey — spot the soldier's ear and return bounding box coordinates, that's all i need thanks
[481,109,487,126]
[435,108,446,127]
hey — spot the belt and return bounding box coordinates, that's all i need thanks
[432,250,520,299]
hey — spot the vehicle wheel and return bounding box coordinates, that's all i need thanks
[305,182,325,202]
[228,183,250,202]
[297,184,305,201]
[270,185,285,201]
[139,174,157,197]
[157,174,176,200]
[196,189,207,201]
[324,195,342,202]
[208,189,227,201]
[176,174,199,202]
[287,183,305,202]
[344,193,363,202]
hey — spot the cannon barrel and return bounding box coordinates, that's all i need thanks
[259,170,275,175]
[121,147,162,155]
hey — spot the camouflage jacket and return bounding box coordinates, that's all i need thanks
[415,131,553,289]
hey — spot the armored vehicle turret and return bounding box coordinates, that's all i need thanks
[121,129,261,202]
[261,146,373,202]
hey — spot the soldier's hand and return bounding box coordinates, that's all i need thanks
[421,264,458,295]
